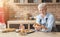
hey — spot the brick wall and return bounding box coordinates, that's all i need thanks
[47,4,60,20]
[4,3,60,21]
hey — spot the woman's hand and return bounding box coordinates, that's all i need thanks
[33,23,42,30]
[41,25,47,30]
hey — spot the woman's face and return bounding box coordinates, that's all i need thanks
[39,7,47,14]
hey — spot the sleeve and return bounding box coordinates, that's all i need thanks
[36,16,40,24]
[45,15,55,32]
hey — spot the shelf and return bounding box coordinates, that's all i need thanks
[14,3,38,6]
[13,3,60,6]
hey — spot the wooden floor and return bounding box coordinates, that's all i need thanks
[0,32,60,37]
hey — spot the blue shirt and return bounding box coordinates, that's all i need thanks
[36,13,55,32]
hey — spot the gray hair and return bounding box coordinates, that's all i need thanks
[38,3,47,10]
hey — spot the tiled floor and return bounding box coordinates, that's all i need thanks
[0,32,60,37]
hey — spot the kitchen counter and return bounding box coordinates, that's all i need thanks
[7,20,60,28]
[7,20,36,29]
[55,21,60,25]
[7,20,60,25]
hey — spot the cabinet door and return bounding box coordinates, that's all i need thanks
[56,0,60,2]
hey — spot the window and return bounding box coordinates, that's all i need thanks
[14,0,38,3]
[14,0,25,3]
[42,0,52,3]
[34,0,38,3]
[28,0,34,3]
[56,0,60,2]
[28,0,38,3]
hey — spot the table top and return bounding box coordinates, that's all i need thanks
[7,20,36,24]
[0,32,60,37]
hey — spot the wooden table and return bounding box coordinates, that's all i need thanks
[28,32,60,37]
[0,32,60,37]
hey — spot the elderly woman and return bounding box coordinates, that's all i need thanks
[33,3,56,32]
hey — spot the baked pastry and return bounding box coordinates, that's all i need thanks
[2,28,15,33]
